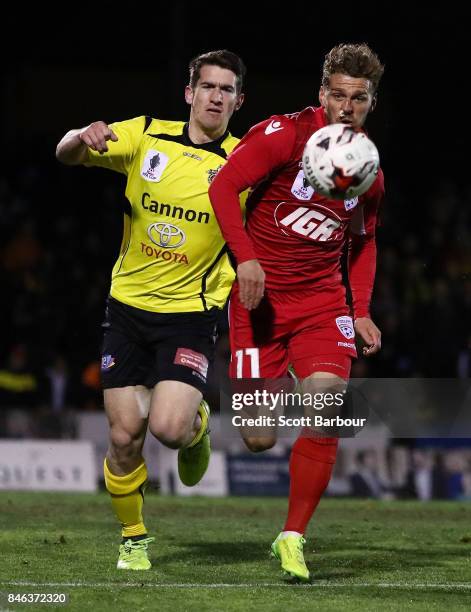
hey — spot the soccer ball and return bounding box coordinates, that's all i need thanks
[302,123,380,199]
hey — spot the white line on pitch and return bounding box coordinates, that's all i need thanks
[2,582,471,589]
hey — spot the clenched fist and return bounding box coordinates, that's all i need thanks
[78,121,118,154]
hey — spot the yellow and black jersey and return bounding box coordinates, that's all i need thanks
[85,116,245,313]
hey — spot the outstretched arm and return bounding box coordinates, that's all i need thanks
[56,121,118,166]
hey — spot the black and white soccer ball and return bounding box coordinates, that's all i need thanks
[302,123,380,199]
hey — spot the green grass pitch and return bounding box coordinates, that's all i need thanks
[1,492,470,611]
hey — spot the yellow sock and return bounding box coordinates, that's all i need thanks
[188,401,208,448]
[104,459,148,538]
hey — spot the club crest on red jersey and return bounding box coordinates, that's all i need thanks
[336,316,355,339]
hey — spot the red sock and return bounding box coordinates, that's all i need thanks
[283,435,338,534]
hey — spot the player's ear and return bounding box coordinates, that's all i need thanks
[235,93,245,111]
[319,86,326,108]
[370,94,377,112]
[184,85,193,105]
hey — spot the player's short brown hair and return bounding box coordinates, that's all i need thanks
[322,43,384,93]
[189,50,246,94]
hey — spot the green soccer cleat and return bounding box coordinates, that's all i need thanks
[117,536,155,570]
[270,532,310,582]
[178,400,211,487]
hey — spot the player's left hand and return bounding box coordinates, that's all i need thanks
[354,317,382,356]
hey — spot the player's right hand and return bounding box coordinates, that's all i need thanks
[237,259,265,310]
[78,121,118,154]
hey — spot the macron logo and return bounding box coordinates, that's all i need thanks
[265,120,283,135]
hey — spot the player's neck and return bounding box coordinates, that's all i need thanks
[187,121,225,145]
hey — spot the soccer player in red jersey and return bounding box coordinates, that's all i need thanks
[209,43,384,581]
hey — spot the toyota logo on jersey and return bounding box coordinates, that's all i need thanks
[147,222,186,248]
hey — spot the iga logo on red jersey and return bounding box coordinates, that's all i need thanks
[274,202,341,242]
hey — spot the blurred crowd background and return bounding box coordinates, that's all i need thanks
[1,4,470,498]
[1,169,469,409]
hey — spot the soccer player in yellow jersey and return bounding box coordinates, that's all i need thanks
[56,50,245,570]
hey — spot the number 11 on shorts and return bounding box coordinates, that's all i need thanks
[235,348,260,378]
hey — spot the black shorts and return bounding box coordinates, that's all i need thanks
[100,296,218,393]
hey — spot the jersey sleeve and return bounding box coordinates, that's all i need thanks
[209,116,296,264]
[84,116,147,175]
[350,170,384,238]
[227,115,297,185]
[348,170,385,319]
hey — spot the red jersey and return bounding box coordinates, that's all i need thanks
[209,106,384,318]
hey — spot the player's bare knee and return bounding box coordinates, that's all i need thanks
[243,436,276,453]
[109,427,142,458]
[149,419,189,449]
[302,373,346,419]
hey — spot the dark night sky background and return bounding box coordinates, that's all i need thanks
[1,2,469,191]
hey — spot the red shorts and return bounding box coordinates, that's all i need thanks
[229,283,356,380]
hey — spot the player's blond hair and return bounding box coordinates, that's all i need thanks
[322,43,384,93]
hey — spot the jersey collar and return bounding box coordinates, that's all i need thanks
[183,123,230,155]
